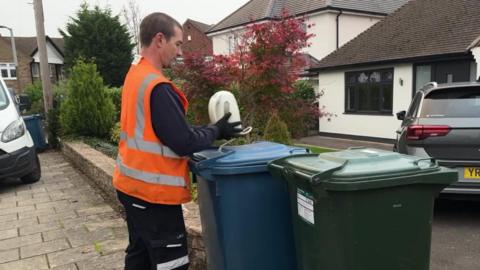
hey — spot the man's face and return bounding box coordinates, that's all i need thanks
[158,26,183,68]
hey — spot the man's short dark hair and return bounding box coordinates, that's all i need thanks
[140,12,182,47]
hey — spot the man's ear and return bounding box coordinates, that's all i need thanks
[154,32,166,48]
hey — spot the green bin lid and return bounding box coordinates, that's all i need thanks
[268,147,457,191]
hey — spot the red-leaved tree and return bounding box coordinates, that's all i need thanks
[172,11,319,138]
[171,53,238,124]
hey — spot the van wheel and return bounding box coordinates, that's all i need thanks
[21,155,41,184]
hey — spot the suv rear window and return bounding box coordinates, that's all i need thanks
[420,86,480,118]
[0,83,9,111]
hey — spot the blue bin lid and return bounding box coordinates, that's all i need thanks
[22,114,42,121]
[191,141,307,175]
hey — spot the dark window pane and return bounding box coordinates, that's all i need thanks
[345,68,393,113]
[347,74,356,84]
[10,68,16,78]
[1,69,8,78]
[371,85,381,111]
[370,72,381,83]
[358,84,373,111]
[358,73,368,83]
[382,71,393,81]
[381,85,393,111]
[347,86,356,111]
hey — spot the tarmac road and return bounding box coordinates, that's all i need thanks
[431,198,480,270]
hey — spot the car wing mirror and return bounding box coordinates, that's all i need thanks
[396,110,406,121]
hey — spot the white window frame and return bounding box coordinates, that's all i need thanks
[228,35,238,54]
[0,63,17,80]
[32,62,40,78]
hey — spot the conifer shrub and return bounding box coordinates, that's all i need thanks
[60,60,115,138]
[105,87,122,121]
[263,113,292,145]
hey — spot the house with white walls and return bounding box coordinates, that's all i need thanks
[206,0,409,100]
[311,0,480,141]
[206,0,408,61]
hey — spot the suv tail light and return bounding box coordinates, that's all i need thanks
[407,125,451,140]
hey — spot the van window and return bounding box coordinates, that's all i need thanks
[0,83,10,111]
[420,86,480,118]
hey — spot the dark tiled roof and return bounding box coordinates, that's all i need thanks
[185,19,213,33]
[315,0,480,70]
[9,37,37,55]
[467,35,480,50]
[207,0,408,33]
[0,36,64,56]
[303,53,321,68]
[300,53,321,76]
[50,38,64,53]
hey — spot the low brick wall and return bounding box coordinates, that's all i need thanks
[61,141,206,269]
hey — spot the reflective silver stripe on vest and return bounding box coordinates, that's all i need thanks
[116,156,186,187]
[119,132,181,158]
[156,255,189,270]
[135,73,158,139]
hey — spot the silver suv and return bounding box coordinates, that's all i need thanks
[394,81,480,195]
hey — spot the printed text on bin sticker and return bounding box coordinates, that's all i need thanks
[297,188,314,225]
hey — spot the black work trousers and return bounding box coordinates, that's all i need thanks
[117,191,190,270]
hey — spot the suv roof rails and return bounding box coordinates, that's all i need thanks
[419,81,437,92]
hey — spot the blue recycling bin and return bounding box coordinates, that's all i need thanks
[23,114,48,151]
[189,141,307,270]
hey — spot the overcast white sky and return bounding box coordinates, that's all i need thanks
[0,0,249,37]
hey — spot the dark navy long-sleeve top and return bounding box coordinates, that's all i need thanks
[150,83,219,156]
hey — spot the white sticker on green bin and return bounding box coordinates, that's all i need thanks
[297,188,314,225]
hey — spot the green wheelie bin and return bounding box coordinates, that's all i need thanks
[268,147,457,270]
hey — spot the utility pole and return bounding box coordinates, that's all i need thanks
[33,0,53,112]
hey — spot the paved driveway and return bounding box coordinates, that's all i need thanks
[0,151,127,270]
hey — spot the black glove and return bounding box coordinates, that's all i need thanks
[214,112,243,140]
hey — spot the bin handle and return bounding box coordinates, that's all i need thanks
[268,163,284,171]
[290,148,309,154]
[413,158,437,168]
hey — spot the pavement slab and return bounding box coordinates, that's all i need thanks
[0,151,128,269]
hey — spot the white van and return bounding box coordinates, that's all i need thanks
[0,77,41,184]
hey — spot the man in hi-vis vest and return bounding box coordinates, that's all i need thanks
[113,12,242,270]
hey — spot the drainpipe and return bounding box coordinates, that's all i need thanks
[336,9,343,49]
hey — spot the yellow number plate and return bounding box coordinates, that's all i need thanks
[464,167,480,179]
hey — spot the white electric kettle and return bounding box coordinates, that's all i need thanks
[208,91,252,135]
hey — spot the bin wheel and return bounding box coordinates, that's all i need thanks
[21,155,41,184]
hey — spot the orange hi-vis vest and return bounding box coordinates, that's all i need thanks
[112,57,191,205]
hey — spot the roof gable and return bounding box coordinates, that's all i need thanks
[315,0,480,70]
[208,0,408,33]
[0,36,64,57]
[185,19,213,33]
[30,36,64,57]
